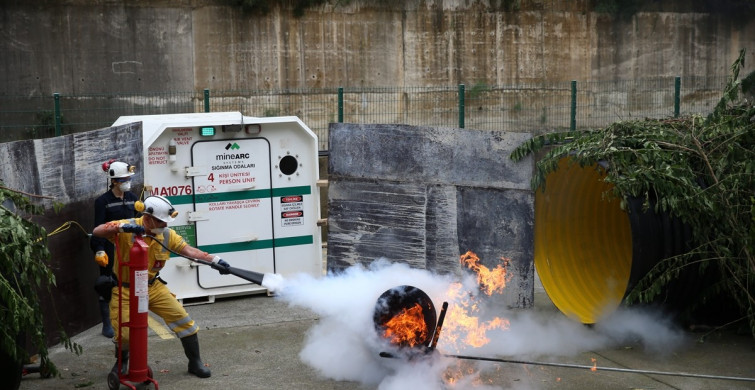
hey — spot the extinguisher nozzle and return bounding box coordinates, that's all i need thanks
[261,273,285,293]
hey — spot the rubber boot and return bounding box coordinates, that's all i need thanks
[180,333,211,378]
[111,348,128,376]
[99,299,114,338]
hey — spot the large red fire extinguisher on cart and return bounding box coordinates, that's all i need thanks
[108,234,158,390]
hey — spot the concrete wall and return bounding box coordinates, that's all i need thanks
[0,124,143,345]
[1,1,753,95]
[328,123,534,309]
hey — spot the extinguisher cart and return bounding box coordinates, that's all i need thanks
[108,234,158,390]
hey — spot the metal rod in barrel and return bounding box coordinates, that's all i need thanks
[428,301,448,350]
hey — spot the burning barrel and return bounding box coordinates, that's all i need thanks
[373,285,437,350]
[535,157,693,324]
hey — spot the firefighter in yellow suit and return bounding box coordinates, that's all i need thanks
[92,195,231,379]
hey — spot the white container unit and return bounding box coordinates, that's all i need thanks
[112,112,322,303]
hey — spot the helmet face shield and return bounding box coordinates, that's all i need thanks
[142,195,177,223]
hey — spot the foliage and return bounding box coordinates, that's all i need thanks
[468,81,491,99]
[490,0,521,12]
[263,107,282,117]
[511,49,755,335]
[29,110,65,139]
[0,182,81,377]
[226,0,755,18]
[592,0,644,20]
[228,0,332,17]
[591,0,755,21]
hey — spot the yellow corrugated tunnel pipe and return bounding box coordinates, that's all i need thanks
[535,157,633,324]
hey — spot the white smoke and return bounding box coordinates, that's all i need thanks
[270,259,686,389]
[459,306,686,360]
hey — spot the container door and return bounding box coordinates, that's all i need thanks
[191,138,274,288]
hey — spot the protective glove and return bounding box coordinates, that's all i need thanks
[94,250,109,267]
[119,223,145,235]
[212,256,231,275]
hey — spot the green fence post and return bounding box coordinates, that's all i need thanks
[204,89,210,113]
[570,80,577,131]
[53,92,61,137]
[674,76,681,118]
[338,87,343,123]
[458,84,465,129]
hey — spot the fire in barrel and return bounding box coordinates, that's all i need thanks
[373,285,437,349]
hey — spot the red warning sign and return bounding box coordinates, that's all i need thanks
[282,211,304,218]
[282,196,303,203]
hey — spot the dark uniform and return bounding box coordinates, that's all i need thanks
[90,190,138,300]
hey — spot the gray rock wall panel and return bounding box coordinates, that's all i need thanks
[329,123,532,189]
[0,123,143,344]
[425,185,461,276]
[0,140,41,196]
[71,125,145,201]
[328,123,534,308]
[327,179,428,271]
[456,186,534,309]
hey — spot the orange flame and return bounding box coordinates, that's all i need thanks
[436,252,516,387]
[382,303,428,347]
[442,304,510,348]
[439,251,512,351]
[460,251,510,296]
[590,358,597,371]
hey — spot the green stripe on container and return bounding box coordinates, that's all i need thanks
[272,186,311,197]
[166,185,311,205]
[197,235,314,254]
[199,239,274,253]
[274,235,314,247]
[167,194,194,205]
[194,189,272,203]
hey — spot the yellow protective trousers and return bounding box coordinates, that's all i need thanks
[109,280,198,345]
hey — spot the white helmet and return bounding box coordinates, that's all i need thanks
[141,195,177,222]
[104,161,135,179]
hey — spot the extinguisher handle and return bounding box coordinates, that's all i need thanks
[119,223,145,235]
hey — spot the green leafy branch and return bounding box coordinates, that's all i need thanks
[0,182,81,377]
[511,49,755,336]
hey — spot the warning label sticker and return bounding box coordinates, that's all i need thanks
[134,270,148,296]
[281,196,304,227]
[281,195,304,212]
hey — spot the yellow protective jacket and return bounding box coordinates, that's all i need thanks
[107,216,188,284]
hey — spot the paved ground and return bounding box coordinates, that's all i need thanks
[19,273,755,390]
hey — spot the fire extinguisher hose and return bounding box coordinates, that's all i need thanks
[145,235,266,286]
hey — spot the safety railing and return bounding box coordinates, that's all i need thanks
[0,76,728,151]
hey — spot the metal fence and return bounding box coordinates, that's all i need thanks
[0,76,728,151]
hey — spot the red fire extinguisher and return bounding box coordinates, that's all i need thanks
[108,234,159,390]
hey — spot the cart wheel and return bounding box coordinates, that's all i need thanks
[107,371,120,390]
